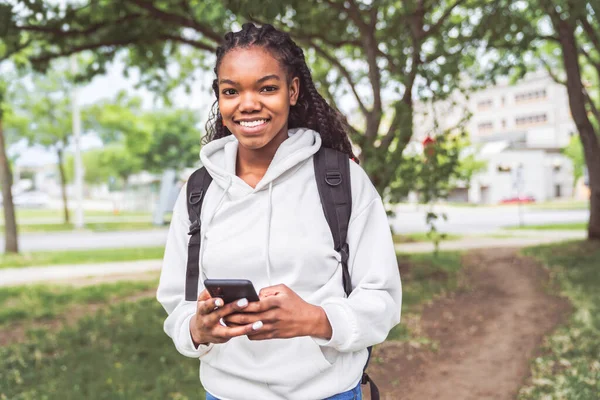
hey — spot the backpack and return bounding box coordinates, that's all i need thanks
[184,147,380,399]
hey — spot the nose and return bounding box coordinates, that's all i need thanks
[238,92,261,113]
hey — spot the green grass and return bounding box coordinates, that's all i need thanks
[525,200,590,211]
[0,251,467,399]
[0,281,157,327]
[386,251,464,342]
[0,247,165,269]
[13,221,167,233]
[0,298,203,400]
[518,240,600,400]
[7,209,153,219]
[392,233,462,244]
[507,222,587,231]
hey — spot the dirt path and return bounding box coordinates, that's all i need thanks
[367,247,571,400]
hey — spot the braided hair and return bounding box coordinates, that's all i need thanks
[205,23,358,161]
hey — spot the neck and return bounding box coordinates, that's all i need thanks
[236,126,288,176]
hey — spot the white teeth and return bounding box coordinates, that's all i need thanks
[239,119,267,127]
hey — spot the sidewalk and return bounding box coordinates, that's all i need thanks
[0,259,162,287]
[0,232,587,287]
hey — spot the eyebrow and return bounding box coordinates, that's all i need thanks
[219,74,281,86]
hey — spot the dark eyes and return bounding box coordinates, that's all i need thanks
[221,86,278,96]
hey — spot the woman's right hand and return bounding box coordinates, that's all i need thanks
[189,289,263,347]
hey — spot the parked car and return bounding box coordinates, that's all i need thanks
[499,196,536,204]
[4,191,52,208]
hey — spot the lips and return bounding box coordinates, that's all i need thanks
[234,118,271,134]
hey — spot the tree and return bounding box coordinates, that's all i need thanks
[11,0,491,198]
[141,109,202,173]
[480,0,600,239]
[0,0,31,253]
[13,68,79,224]
[65,144,143,187]
[563,135,585,184]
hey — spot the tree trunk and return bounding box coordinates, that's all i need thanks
[0,118,19,253]
[557,19,600,240]
[56,148,70,224]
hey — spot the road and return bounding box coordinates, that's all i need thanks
[389,204,589,234]
[0,206,589,252]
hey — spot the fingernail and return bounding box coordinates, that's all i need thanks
[237,298,248,307]
[215,298,224,307]
[252,321,263,330]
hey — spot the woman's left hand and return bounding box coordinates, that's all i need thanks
[222,284,332,341]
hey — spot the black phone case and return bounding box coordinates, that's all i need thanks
[203,279,260,304]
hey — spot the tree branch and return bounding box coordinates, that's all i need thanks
[126,0,222,43]
[17,14,144,38]
[304,39,369,116]
[583,86,600,125]
[419,0,466,40]
[30,38,148,64]
[540,57,566,85]
[159,34,217,52]
[0,39,32,62]
[580,16,600,54]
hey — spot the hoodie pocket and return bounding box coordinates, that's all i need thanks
[307,338,334,373]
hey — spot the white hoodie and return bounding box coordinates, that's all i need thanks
[157,128,402,400]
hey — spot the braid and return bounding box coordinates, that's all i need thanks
[204,23,358,161]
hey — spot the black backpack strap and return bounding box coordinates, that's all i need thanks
[313,147,353,296]
[314,147,380,400]
[185,167,213,302]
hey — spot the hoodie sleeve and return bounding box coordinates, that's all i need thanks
[156,185,214,358]
[313,165,402,353]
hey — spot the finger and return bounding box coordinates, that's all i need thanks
[214,297,252,317]
[223,312,260,326]
[198,289,211,302]
[216,320,264,339]
[258,284,286,298]
[239,297,277,314]
[247,325,276,340]
[197,297,225,315]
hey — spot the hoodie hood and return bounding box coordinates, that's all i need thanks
[199,127,322,197]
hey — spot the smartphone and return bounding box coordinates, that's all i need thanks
[204,279,260,304]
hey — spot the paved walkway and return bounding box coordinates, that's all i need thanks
[0,231,587,287]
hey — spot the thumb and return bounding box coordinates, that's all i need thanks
[198,289,211,302]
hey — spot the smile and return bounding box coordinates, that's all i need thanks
[236,118,270,128]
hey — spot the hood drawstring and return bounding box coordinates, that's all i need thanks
[200,177,233,283]
[265,182,273,286]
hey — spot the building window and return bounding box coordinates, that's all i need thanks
[478,121,493,132]
[515,113,548,126]
[515,89,547,103]
[497,164,512,173]
[501,119,506,129]
[477,99,493,109]
[555,185,561,198]
[501,96,505,106]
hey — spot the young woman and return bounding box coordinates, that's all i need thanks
[157,23,402,400]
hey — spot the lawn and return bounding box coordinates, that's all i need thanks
[507,222,587,231]
[0,297,202,400]
[0,251,466,398]
[0,281,158,327]
[0,247,165,269]
[392,233,462,243]
[518,240,600,400]
[13,221,167,233]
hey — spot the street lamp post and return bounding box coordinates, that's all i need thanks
[71,57,84,229]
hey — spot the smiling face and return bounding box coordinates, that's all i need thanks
[217,46,299,155]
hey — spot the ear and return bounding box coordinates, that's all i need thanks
[289,76,300,106]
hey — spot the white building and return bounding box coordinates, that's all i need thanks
[414,71,576,204]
